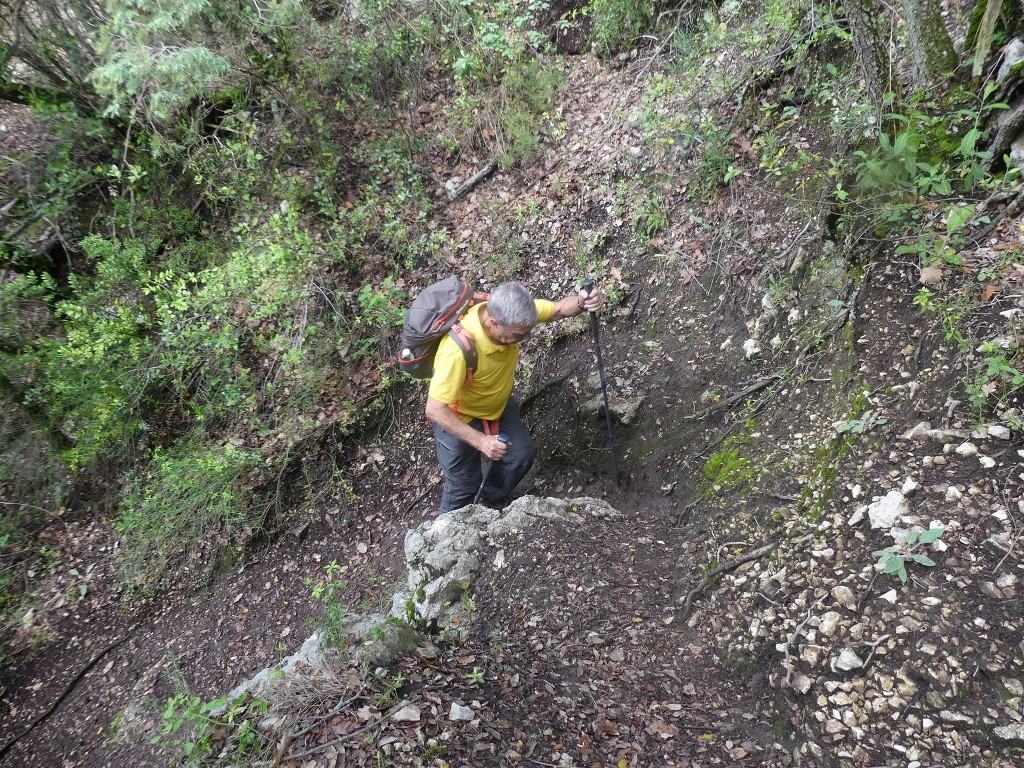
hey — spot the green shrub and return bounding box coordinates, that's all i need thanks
[590,0,654,56]
[22,237,156,470]
[117,442,269,588]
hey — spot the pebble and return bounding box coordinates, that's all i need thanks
[392,704,421,722]
[449,703,475,721]
[987,425,1011,440]
[832,585,857,611]
[955,442,978,456]
[832,648,864,671]
[979,456,996,468]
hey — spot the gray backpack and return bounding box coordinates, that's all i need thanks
[398,278,487,381]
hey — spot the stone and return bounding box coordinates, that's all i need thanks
[392,703,421,722]
[987,424,1011,440]
[449,703,476,721]
[994,724,1024,744]
[801,645,823,666]
[901,422,931,441]
[998,39,1024,83]
[980,456,996,468]
[955,442,978,457]
[819,611,842,637]
[832,648,865,672]
[1004,678,1024,697]
[940,710,973,724]
[867,491,908,530]
[581,394,645,425]
[392,496,614,637]
[985,532,1014,554]
[791,671,813,694]
[832,585,857,611]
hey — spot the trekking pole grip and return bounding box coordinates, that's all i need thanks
[581,278,595,306]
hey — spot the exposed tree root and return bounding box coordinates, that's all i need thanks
[675,541,779,623]
[0,624,141,762]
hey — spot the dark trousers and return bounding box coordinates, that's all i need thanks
[432,396,536,513]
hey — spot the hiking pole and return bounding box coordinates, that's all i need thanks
[473,433,510,505]
[581,279,620,486]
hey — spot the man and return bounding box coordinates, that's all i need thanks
[426,280,605,512]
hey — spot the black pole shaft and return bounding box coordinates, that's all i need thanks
[473,433,509,505]
[582,280,620,485]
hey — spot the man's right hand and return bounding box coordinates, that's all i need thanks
[480,434,510,461]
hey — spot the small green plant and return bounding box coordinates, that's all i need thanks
[966,342,1024,415]
[423,744,447,760]
[67,563,96,599]
[489,629,504,652]
[872,527,945,583]
[465,666,486,685]
[374,671,406,707]
[307,560,349,645]
[632,193,668,240]
[836,410,887,435]
[152,688,269,765]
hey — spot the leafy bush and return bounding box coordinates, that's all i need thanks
[590,0,655,56]
[91,0,311,125]
[20,237,156,470]
[117,442,269,588]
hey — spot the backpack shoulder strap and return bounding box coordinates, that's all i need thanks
[447,322,479,387]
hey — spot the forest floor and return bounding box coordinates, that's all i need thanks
[2,48,1023,768]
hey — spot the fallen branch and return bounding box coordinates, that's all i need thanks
[402,477,440,515]
[683,374,784,421]
[779,595,826,686]
[968,184,1024,246]
[280,717,380,762]
[430,159,498,215]
[675,541,778,622]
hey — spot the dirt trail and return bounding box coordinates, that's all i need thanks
[2,50,1022,768]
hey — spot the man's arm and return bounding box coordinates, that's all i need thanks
[547,285,605,321]
[426,396,509,460]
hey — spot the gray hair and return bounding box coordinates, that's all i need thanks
[487,282,538,327]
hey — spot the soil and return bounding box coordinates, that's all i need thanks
[2,38,1024,768]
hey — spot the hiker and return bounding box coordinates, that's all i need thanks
[425,280,605,512]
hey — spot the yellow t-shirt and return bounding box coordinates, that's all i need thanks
[428,299,556,421]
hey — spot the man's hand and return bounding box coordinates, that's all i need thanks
[578,285,605,313]
[427,396,510,459]
[480,434,510,461]
[551,283,607,320]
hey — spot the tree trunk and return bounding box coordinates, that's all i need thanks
[902,0,958,87]
[841,0,899,106]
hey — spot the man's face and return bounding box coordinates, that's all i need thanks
[483,313,533,346]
